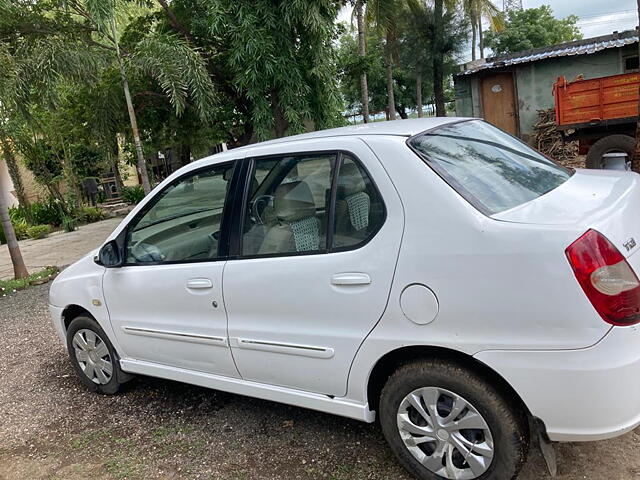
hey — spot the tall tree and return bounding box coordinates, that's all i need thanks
[0,185,28,279]
[366,0,401,120]
[463,0,502,60]
[354,0,371,122]
[484,5,581,55]
[433,0,446,116]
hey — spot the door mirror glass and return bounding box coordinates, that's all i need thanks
[96,240,122,268]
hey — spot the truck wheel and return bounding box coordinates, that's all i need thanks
[379,360,529,480]
[586,135,634,169]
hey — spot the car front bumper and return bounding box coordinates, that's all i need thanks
[474,325,640,442]
[49,304,66,345]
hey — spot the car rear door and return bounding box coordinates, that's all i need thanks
[223,137,404,396]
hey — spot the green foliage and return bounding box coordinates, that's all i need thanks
[0,267,59,297]
[62,216,78,232]
[71,145,106,179]
[11,219,29,240]
[10,198,68,227]
[336,5,467,117]
[484,5,582,55]
[80,206,106,223]
[121,184,145,204]
[184,0,345,139]
[132,32,217,121]
[26,224,51,240]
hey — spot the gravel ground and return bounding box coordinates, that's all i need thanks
[1,285,640,480]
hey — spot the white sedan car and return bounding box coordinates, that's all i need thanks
[49,118,640,480]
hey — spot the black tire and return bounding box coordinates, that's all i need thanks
[379,360,529,480]
[66,315,127,394]
[586,134,634,169]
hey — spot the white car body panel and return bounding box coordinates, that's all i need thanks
[223,137,404,397]
[48,118,640,444]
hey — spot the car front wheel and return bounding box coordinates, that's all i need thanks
[379,359,529,480]
[66,315,126,394]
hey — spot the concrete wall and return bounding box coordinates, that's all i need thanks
[454,44,638,141]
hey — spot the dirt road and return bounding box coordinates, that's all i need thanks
[1,284,639,479]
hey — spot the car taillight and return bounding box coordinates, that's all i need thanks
[566,229,640,326]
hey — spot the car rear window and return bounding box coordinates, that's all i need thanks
[408,120,573,215]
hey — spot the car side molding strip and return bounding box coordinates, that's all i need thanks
[122,326,228,346]
[232,337,335,359]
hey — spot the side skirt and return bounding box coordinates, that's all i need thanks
[120,358,376,423]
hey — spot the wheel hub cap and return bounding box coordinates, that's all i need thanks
[396,387,494,480]
[72,329,113,385]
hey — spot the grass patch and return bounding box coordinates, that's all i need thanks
[0,266,59,298]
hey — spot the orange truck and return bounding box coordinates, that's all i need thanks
[553,72,639,168]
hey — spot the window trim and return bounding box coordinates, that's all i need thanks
[230,149,387,260]
[120,159,240,267]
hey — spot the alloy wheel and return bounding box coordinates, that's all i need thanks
[397,386,494,480]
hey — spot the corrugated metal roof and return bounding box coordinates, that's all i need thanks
[459,30,639,75]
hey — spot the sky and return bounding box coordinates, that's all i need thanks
[337,1,639,61]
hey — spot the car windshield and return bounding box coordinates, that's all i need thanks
[408,120,573,215]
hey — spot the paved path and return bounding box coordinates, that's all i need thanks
[0,217,123,279]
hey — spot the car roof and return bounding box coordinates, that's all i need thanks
[186,117,475,170]
[232,117,475,150]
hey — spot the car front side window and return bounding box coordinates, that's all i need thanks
[125,163,235,264]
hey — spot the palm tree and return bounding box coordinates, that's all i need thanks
[463,0,503,60]
[354,0,371,123]
[0,185,28,279]
[366,0,402,120]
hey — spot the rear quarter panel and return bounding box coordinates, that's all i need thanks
[346,136,610,402]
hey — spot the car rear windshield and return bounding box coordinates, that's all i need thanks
[408,120,573,215]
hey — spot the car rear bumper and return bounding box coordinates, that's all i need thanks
[49,304,66,345]
[474,325,640,442]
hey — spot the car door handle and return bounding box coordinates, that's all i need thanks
[330,273,371,286]
[186,278,213,289]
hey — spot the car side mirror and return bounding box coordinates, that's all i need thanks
[95,240,123,268]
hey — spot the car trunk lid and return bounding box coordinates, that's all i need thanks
[492,169,640,258]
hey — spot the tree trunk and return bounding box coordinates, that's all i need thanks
[272,91,289,138]
[478,17,485,59]
[0,137,29,210]
[386,32,396,121]
[471,16,477,61]
[112,21,151,194]
[0,184,28,279]
[416,72,423,118]
[108,141,124,195]
[356,0,370,123]
[433,0,446,116]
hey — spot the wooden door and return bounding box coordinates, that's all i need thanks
[481,73,518,135]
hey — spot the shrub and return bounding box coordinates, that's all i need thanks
[62,216,78,233]
[12,219,29,240]
[80,206,105,223]
[26,224,51,240]
[11,197,68,227]
[121,185,145,205]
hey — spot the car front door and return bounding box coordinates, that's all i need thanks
[102,161,240,377]
[223,138,404,396]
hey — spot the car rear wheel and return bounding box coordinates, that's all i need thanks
[66,315,126,394]
[379,360,528,480]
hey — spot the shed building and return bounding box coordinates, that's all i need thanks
[454,30,640,143]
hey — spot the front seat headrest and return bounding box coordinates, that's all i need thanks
[274,181,316,222]
[337,162,366,196]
